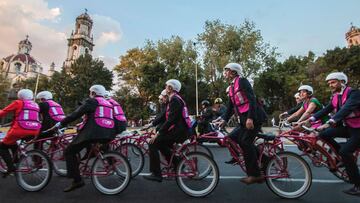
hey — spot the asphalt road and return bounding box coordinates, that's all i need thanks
[0,144,359,203]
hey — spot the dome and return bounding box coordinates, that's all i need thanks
[3,53,36,64]
[19,38,32,46]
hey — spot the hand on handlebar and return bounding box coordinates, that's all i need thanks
[316,123,330,131]
[149,133,158,144]
[212,117,226,127]
[279,112,288,119]
[140,124,152,131]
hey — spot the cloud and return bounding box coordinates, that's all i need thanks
[97,32,121,47]
[0,1,123,73]
[0,0,66,72]
[97,55,118,69]
[92,15,122,47]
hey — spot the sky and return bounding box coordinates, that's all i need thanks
[0,0,359,73]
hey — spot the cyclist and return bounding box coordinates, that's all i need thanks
[151,89,168,131]
[213,98,227,119]
[198,100,214,135]
[35,91,65,150]
[55,85,116,192]
[307,72,360,196]
[287,85,327,130]
[217,63,267,185]
[279,92,303,119]
[105,91,127,134]
[143,79,191,182]
[0,89,41,177]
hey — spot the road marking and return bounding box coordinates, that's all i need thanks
[138,173,343,183]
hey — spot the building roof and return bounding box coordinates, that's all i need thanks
[76,11,93,23]
[3,53,37,64]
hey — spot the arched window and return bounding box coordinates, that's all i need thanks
[14,62,21,75]
[72,46,78,59]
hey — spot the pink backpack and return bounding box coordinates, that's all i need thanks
[46,100,65,121]
[16,100,42,130]
[108,98,127,122]
[94,97,115,128]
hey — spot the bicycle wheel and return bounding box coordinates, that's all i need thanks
[266,151,312,199]
[15,150,52,192]
[256,143,283,172]
[181,144,213,179]
[46,143,67,177]
[91,151,131,195]
[176,152,219,197]
[116,143,144,177]
[0,157,7,173]
[181,143,213,158]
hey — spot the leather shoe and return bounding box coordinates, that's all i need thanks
[63,180,85,192]
[240,175,265,185]
[2,168,15,178]
[143,173,162,182]
[343,186,360,196]
[225,158,237,165]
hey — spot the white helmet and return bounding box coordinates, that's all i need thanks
[89,85,106,96]
[224,63,243,75]
[298,85,313,95]
[104,90,113,99]
[158,89,167,99]
[294,92,300,99]
[36,91,53,100]
[166,79,181,92]
[325,72,348,84]
[17,89,33,100]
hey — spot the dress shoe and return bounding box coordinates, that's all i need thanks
[240,175,265,185]
[143,173,162,182]
[63,180,85,192]
[343,185,360,196]
[225,158,237,165]
[1,168,15,178]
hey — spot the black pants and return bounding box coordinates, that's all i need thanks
[198,120,211,135]
[64,139,109,182]
[149,134,178,176]
[229,124,261,177]
[319,126,360,186]
[0,143,18,172]
[34,129,56,151]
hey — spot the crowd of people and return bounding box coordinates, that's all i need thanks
[0,63,359,196]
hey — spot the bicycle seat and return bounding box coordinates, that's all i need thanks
[257,133,276,141]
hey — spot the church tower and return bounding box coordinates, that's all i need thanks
[64,9,94,68]
[346,23,360,47]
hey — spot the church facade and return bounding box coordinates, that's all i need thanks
[0,36,50,88]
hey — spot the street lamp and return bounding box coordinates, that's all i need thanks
[193,42,199,116]
[33,63,42,98]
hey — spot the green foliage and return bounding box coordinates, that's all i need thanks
[255,46,360,116]
[197,19,279,100]
[114,20,278,121]
[49,54,113,113]
[0,70,10,107]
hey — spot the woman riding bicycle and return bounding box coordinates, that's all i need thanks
[0,89,41,177]
[286,85,328,130]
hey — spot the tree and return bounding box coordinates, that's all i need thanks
[18,74,51,95]
[114,37,200,120]
[0,70,10,107]
[197,19,279,99]
[50,54,113,113]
